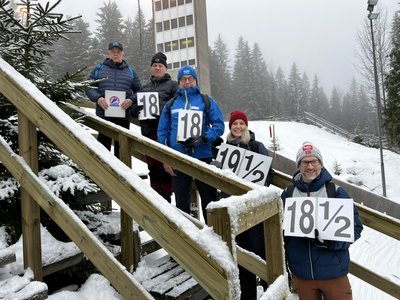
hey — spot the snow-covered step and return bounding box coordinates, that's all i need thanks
[0,269,48,300]
[0,249,16,267]
[133,255,208,300]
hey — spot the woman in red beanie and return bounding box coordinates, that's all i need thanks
[226,110,275,300]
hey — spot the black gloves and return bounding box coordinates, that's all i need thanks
[130,104,143,117]
[183,134,208,153]
[313,229,332,249]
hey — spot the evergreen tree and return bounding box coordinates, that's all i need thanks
[95,0,124,51]
[309,75,329,118]
[299,73,311,113]
[384,10,400,148]
[47,17,92,80]
[274,67,288,118]
[287,62,303,117]
[209,34,232,118]
[248,43,269,120]
[329,86,342,125]
[232,37,252,112]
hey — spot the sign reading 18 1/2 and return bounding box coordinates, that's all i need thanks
[283,197,354,242]
[215,143,272,186]
[176,110,204,142]
[137,92,160,120]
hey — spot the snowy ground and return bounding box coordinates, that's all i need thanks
[1,120,399,299]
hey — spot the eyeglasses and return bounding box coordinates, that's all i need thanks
[300,159,320,167]
[180,76,195,83]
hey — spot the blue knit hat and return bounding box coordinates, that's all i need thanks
[177,65,198,83]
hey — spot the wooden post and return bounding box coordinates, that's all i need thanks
[207,207,234,252]
[18,112,43,280]
[190,180,200,219]
[119,135,136,271]
[264,209,285,284]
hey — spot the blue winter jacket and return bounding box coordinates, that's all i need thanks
[157,86,224,159]
[85,58,141,121]
[281,168,363,280]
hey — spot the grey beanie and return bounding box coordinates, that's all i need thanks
[296,141,323,166]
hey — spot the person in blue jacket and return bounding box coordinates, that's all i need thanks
[281,141,363,300]
[85,41,141,157]
[157,65,224,223]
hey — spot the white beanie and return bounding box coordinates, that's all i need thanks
[296,141,323,167]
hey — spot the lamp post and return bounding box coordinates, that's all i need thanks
[367,0,387,197]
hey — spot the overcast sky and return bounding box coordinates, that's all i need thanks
[53,0,399,93]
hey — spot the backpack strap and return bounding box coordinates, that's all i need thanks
[285,184,295,197]
[94,63,103,80]
[325,182,337,198]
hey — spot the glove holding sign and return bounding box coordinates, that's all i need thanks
[183,134,207,153]
[313,229,333,249]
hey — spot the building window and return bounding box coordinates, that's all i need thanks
[163,20,170,31]
[173,62,180,69]
[157,43,164,52]
[162,0,169,9]
[179,38,187,49]
[171,18,178,29]
[178,0,184,5]
[156,22,163,32]
[181,60,188,66]
[178,16,185,27]
[188,59,196,66]
[187,37,194,47]
[186,0,192,3]
[170,0,177,7]
[186,15,193,26]
[164,42,171,52]
[171,40,179,51]
[167,63,172,69]
[155,1,162,11]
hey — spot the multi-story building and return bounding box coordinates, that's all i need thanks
[152,0,210,94]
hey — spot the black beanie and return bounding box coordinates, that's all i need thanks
[151,52,167,68]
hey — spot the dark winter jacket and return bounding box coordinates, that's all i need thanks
[85,58,141,121]
[226,130,274,186]
[157,85,225,159]
[281,168,363,280]
[138,73,178,135]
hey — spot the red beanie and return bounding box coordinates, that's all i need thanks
[229,110,248,129]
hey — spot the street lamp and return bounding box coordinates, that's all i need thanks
[367,0,387,197]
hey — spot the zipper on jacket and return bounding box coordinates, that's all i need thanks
[306,188,315,279]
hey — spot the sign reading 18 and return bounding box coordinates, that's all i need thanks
[177,110,204,142]
[137,92,160,120]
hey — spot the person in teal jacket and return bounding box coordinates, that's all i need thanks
[157,65,224,222]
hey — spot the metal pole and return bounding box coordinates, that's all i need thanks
[369,14,387,197]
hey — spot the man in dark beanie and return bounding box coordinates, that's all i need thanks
[132,52,177,202]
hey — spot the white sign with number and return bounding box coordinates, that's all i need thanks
[104,90,126,118]
[215,143,273,186]
[283,197,354,242]
[137,92,160,120]
[176,110,204,142]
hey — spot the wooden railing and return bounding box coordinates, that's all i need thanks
[1,57,399,299]
[0,59,287,299]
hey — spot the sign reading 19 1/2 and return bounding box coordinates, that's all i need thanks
[215,143,272,186]
[137,92,160,120]
[283,197,354,242]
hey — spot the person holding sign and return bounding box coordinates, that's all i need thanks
[157,65,224,222]
[85,41,141,157]
[132,52,178,202]
[222,110,274,300]
[281,141,363,300]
